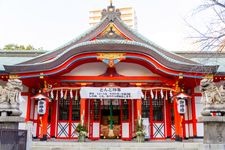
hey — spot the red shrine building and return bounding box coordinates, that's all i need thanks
[0,4,224,141]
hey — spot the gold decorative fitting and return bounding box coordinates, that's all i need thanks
[9,74,18,79]
[81,83,87,86]
[40,73,44,79]
[97,23,125,39]
[97,53,126,67]
[97,53,125,60]
[178,73,183,79]
[136,83,142,86]
[204,74,213,79]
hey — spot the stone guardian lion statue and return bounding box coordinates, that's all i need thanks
[200,78,225,116]
[0,79,23,116]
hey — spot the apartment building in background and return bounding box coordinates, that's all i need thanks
[89,7,137,29]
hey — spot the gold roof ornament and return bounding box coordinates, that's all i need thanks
[97,53,126,67]
[9,74,18,79]
[204,74,214,79]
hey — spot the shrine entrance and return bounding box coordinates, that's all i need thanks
[89,99,132,140]
[100,99,121,139]
[82,87,143,140]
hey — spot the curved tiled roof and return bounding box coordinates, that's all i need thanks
[4,40,218,74]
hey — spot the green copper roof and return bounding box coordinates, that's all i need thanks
[0,57,32,71]
[191,58,225,72]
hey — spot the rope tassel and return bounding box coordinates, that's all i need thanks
[144,91,147,100]
[160,89,164,99]
[151,90,154,99]
[75,90,78,101]
[50,90,54,99]
[55,90,59,101]
[60,89,63,98]
[70,89,73,99]
[64,90,68,100]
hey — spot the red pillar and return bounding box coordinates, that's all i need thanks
[173,98,183,141]
[40,98,49,141]
[191,94,197,137]
[25,94,31,122]
[136,99,142,118]
[165,99,171,138]
[80,98,86,125]
[50,100,57,137]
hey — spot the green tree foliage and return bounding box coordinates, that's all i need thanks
[3,44,42,50]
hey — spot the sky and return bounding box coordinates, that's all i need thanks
[0,0,205,51]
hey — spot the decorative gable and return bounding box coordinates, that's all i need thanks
[95,23,129,40]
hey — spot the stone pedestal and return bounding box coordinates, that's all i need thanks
[0,116,24,129]
[0,116,26,150]
[198,116,225,144]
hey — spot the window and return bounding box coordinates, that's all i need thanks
[122,100,129,121]
[58,98,69,120]
[142,95,150,118]
[152,95,164,121]
[72,99,80,121]
[91,99,100,121]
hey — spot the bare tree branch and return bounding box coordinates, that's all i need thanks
[188,0,225,52]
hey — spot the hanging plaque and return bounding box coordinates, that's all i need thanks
[80,87,143,99]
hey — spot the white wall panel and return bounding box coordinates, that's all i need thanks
[185,124,189,138]
[63,62,107,76]
[19,96,28,129]
[122,123,129,138]
[197,123,203,137]
[116,62,159,76]
[189,123,193,137]
[195,96,204,137]
[93,122,100,138]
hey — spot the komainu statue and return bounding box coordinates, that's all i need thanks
[200,78,225,116]
[0,79,23,116]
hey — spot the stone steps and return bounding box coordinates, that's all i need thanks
[32,141,203,150]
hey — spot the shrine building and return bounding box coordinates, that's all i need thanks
[0,4,225,141]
